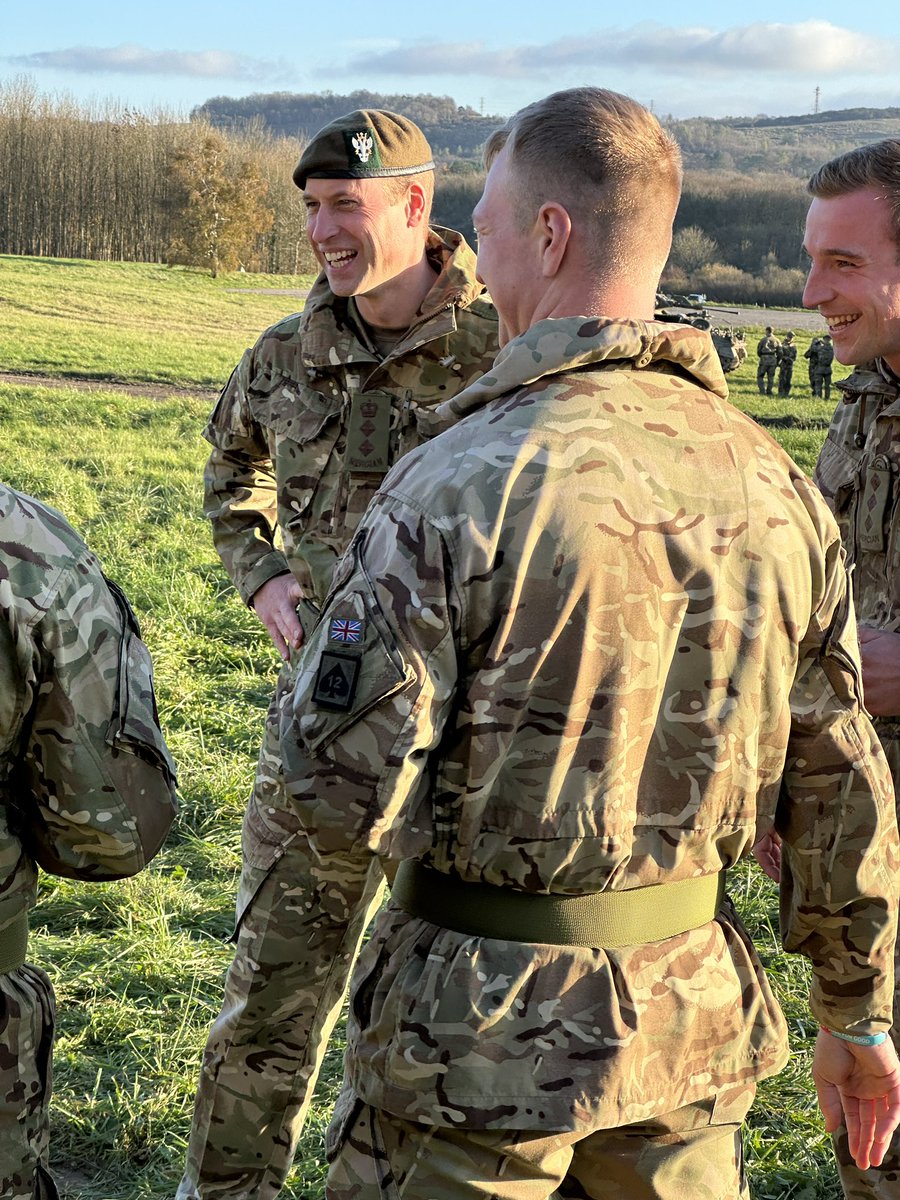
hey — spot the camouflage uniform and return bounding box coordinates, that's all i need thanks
[180,228,497,1199]
[282,317,898,1199]
[0,485,177,1200]
[814,357,900,1199]
[756,331,782,395]
[806,338,823,393]
[778,336,798,396]
[813,337,836,400]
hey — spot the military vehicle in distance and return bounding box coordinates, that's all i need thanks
[654,293,745,374]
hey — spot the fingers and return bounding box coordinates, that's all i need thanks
[251,575,305,657]
[814,1077,844,1135]
[751,833,782,882]
[275,600,303,652]
[846,1096,873,1170]
[264,617,290,662]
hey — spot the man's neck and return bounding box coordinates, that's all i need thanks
[355,253,438,332]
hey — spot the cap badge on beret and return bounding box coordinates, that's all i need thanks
[348,130,380,167]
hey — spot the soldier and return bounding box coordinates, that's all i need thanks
[756,324,781,394]
[804,137,900,1200]
[177,110,497,1198]
[806,335,823,393]
[281,88,900,1199]
[778,329,798,396]
[0,484,177,1199]
[814,332,836,399]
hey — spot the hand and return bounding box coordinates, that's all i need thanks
[858,627,900,717]
[251,574,304,661]
[752,830,782,882]
[814,1030,900,1169]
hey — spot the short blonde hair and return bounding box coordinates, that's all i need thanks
[484,87,682,274]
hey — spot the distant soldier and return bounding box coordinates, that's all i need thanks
[756,325,782,394]
[806,336,823,393]
[778,330,798,396]
[734,328,748,365]
[813,333,835,399]
[1,484,178,1199]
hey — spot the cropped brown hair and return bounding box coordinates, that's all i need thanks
[808,140,900,252]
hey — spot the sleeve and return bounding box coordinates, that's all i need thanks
[203,348,292,604]
[280,497,459,862]
[13,552,178,880]
[777,530,899,1036]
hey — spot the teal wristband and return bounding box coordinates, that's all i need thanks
[820,1026,889,1047]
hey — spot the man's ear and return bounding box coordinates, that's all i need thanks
[537,202,572,277]
[406,182,428,228]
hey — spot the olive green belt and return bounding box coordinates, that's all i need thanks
[392,861,726,948]
[0,910,28,975]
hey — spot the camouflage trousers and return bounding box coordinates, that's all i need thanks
[778,363,794,396]
[0,962,59,1200]
[757,360,776,394]
[178,662,386,1199]
[812,370,832,399]
[324,1082,754,1199]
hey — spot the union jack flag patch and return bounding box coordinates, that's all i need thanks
[329,617,363,643]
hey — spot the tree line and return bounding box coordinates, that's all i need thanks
[0,79,318,276]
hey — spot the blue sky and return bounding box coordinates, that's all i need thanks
[2,2,898,122]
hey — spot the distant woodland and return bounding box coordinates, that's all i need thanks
[3,80,898,303]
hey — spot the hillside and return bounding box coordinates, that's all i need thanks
[194,89,900,173]
[668,112,900,175]
[192,90,504,159]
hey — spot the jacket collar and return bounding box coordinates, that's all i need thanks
[298,227,481,370]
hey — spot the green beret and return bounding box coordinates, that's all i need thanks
[294,109,435,189]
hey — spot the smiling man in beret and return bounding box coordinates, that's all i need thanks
[177,109,497,1199]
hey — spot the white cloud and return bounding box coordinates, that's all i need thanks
[347,21,895,80]
[5,43,292,83]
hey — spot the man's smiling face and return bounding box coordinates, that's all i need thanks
[803,187,900,375]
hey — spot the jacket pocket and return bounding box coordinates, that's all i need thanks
[248,368,344,526]
[292,548,414,755]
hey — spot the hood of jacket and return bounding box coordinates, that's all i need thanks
[428,315,729,432]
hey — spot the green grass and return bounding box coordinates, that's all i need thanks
[0,256,845,1198]
[0,254,315,387]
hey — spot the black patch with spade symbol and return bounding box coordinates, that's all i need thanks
[312,650,362,711]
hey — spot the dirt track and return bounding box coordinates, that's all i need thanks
[704,304,827,334]
[0,371,217,400]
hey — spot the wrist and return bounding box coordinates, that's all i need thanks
[820,1025,889,1047]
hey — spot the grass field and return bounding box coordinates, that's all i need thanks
[0,253,845,1198]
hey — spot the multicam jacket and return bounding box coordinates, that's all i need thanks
[757,333,781,362]
[814,358,900,772]
[282,317,898,1132]
[203,228,498,607]
[0,486,177,960]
